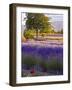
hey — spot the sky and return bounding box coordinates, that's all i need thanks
[21,13,63,32]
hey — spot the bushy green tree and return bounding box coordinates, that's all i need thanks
[26,13,51,38]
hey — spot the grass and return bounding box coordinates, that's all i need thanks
[22,54,39,70]
[22,54,63,76]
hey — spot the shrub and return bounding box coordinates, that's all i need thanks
[24,29,35,39]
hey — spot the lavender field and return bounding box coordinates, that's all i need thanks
[21,13,63,77]
[21,34,63,77]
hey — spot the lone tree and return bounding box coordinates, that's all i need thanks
[26,13,51,38]
[60,29,63,34]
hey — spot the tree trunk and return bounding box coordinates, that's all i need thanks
[36,29,38,39]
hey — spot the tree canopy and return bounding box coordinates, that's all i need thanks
[26,13,51,30]
[23,13,63,40]
[25,13,52,38]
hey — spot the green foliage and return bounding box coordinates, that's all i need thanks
[40,28,49,33]
[39,58,63,71]
[24,29,35,39]
[40,28,55,34]
[22,54,37,69]
[26,13,51,30]
[40,29,55,38]
[39,60,49,72]
[23,13,63,38]
[25,13,52,38]
[22,54,63,71]
[47,60,63,71]
[41,33,46,37]
[60,29,63,34]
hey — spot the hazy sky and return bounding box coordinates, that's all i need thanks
[21,13,63,31]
